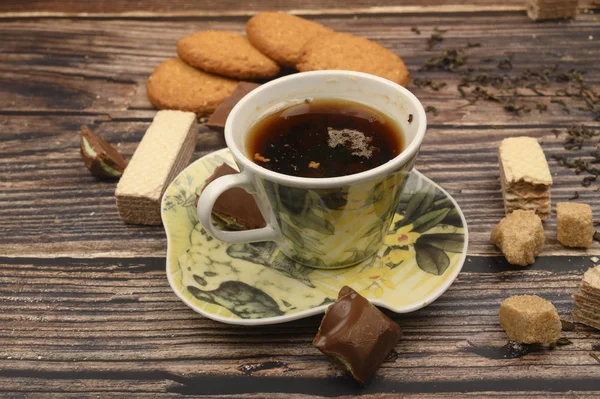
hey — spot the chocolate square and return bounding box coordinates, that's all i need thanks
[313,286,402,384]
[200,163,266,230]
[205,82,260,133]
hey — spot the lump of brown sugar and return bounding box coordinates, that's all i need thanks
[499,295,561,344]
[556,202,593,248]
[491,209,545,266]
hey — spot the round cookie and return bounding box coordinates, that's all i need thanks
[296,33,410,87]
[147,58,238,116]
[177,31,280,80]
[246,12,333,67]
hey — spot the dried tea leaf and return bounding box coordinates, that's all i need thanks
[569,191,580,200]
[590,352,600,364]
[421,49,466,72]
[427,33,444,50]
[556,337,573,346]
[593,231,600,242]
[411,26,421,35]
[425,105,439,116]
[498,59,513,70]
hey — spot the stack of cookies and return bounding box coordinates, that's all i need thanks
[146,12,410,116]
[498,137,552,220]
[572,265,600,330]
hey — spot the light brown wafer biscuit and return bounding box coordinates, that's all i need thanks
[581,284,600,300]
[177,31,280,80]
[573,310,600,330]
[116,110,198,225]
[147,58,238,116]
[574,297,600,315]
[505,197,550,206]
[527,0,578,21]
[297,33,410,87]
[499,137,552,186]
[583,265,600,290]
[246,12,333,67]
[504,187,550,199]
[576,307,600,323]
[498,136,552,219]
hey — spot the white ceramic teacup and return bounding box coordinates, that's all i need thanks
[198,70,427,269]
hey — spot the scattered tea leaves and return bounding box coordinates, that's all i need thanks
[593,231,600,242]
[563,125,599,150]
[590,352,600,364]
[498,59,513,70]
[556,337,573,346]
[568,191,580,200]
[411,26,421,35]
[413,79,447,91]
[421,49,466,72]
[551,98,570,114]
[427,33,444,50]
[425,105,439,116]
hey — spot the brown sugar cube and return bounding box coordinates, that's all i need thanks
[498,137,552,220]
[491,210,545,266]
[526,0,578,21]
[556,202,593,248]
[499,295,561,344]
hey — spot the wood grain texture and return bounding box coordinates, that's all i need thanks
[1,4,600,397]
[0,256,599,397]
[1,117,599,257]
[0,13,599,258]
[0,0,536,15]
[0,0,598,17]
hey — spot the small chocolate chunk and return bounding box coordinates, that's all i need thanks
[205,82,260,133]
[313,286,402,384]
[80,125,127,179]
[201,163,266,230]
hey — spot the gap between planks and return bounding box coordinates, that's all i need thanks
[0,5,531,19]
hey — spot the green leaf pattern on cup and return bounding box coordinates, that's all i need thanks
[164,151,466,320]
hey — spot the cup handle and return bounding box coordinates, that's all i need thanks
[197,171,279,243]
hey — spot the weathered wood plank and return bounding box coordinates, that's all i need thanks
[0,256,598,396]
[0,1,535,15]
[1,114,599,256]
[1,13,599,120]
[0,0,598,17]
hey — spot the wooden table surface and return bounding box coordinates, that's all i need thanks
[1,1,600,397]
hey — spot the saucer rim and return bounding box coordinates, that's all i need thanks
[162,148,469,326]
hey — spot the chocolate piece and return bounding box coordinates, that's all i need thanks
[313,286,402,384]
[80,125,127,179]
[205,82,260,133]
[201,163,266,230]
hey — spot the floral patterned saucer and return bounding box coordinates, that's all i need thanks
[162,149,468,326]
